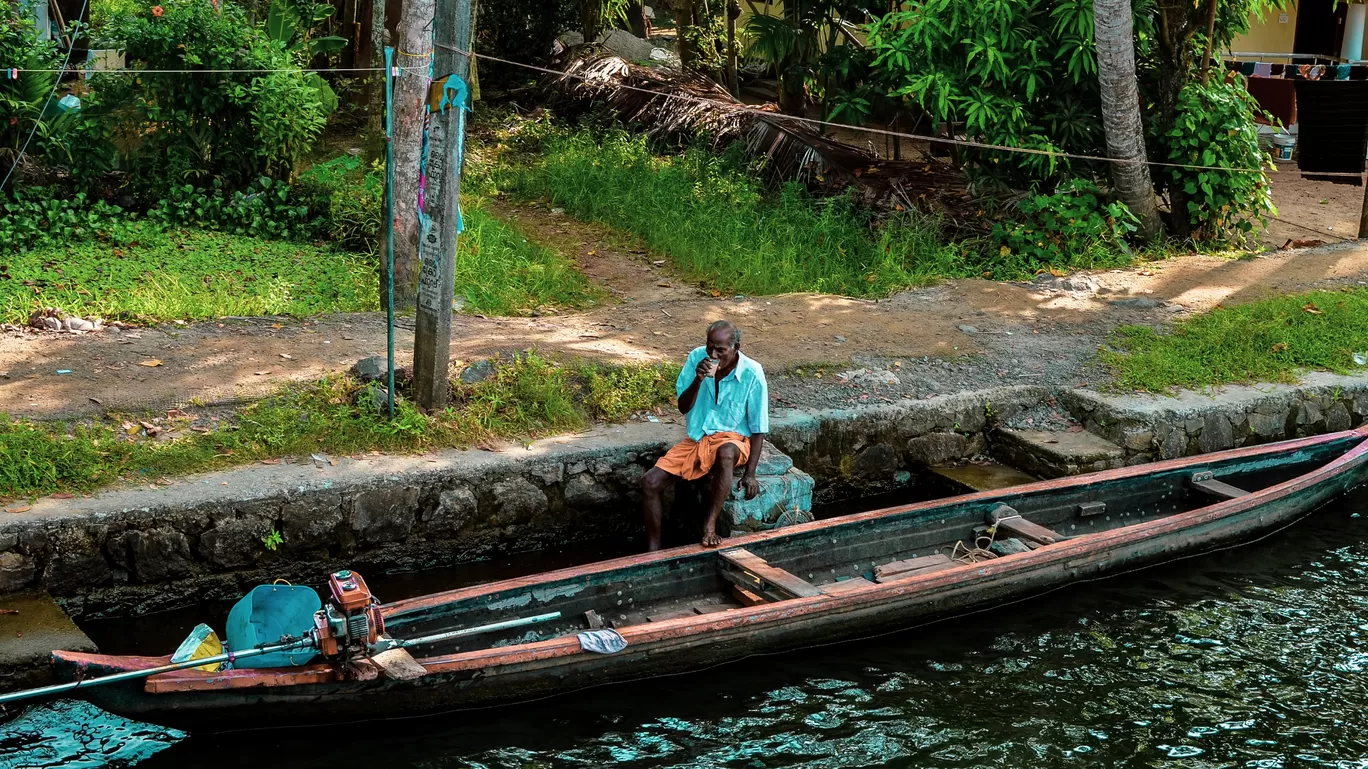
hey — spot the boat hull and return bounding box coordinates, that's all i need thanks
[51,427,1368,729]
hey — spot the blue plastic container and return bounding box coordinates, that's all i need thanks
[224,584,321,668]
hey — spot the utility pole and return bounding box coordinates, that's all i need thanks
[412,0,474,410]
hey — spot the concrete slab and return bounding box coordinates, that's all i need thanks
[0,590,98,692]
[992,428,1125,479]
[930,462,1039,493]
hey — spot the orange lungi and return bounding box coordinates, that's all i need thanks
[653,432,751,481]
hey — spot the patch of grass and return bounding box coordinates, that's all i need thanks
[0,223,378,323]
[1101,289,1368,391]
[576,360,681,421]
[455,206,602,315]
[0,353,678,498]
[494,128,1132,297]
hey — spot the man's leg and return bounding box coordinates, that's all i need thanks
[641,466,677,551]
[701,443,741,547]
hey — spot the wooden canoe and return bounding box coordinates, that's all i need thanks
[52,424,1368,728]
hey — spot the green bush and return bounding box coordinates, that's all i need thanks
[991,179,1137,273]
[148,177,319,241]
[92,0,327,194]
[0,16,109,180]
[0,185,134,254]
[295,155,383,252]
[1163,79,1276,242]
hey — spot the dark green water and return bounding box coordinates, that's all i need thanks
[131,494,1368,768]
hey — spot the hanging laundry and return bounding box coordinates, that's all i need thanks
[1339,64,1353,81]
[1310,65,1326,80]
[1240,61,1258,76]
[1253,62,1274,78]
[1272,64,1286,77]
[1298,64,1313,78]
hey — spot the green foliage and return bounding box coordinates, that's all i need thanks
[455,205,602,315]
[0,185,135,253]
[92,0,327,192]
[0,16,107,179]
[295,155,383,252]
[475,0,577,87]
[1163,79,1276,242]
[263,0,347,114]
[500,128,1131,293]
[0,223,376,322]
[261,529,284,551]
[576,361,681,421]
[148,177,318,240]
[0,153,595,322]
[0,353,679,498]
[867,0,1102,190]
[1102,289,1368,391]
[991,180,1138,272]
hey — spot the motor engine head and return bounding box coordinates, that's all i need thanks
[313,569,384,660]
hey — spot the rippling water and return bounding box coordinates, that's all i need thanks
[145,494,1368,769]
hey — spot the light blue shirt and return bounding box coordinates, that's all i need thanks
[677,347,769,441]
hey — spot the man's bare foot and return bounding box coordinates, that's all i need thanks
[701,529,723,547]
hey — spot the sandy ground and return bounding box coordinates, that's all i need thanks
[1264,165,1365,246]
[6,198,1368,421]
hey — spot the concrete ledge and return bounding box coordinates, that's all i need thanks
[0,591,97,691]
[1062,372,1368,462]
[992,428,1126,478]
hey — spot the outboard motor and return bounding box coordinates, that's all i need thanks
[312,570,385,665]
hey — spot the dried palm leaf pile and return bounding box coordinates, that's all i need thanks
[541,49,984,229]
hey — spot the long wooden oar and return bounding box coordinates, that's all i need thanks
[0,611,561,706]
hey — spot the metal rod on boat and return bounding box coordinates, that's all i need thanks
[396,611,562,648]
[0,611,565,707]
[0,637,317,706]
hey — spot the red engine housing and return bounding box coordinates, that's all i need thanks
[314,570,384,658]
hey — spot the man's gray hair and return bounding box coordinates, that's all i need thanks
[707,319,741,348]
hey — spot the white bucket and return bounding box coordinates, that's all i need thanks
[1271,133,1296,162]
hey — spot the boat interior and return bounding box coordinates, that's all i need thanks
[384,431,1364,660]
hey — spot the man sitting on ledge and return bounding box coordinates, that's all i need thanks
[641,319,769,550]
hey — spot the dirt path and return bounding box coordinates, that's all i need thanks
[6,211,1368,420]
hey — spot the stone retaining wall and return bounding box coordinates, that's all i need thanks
[7,375,1367,620]
[1061,372,1368,463]
[0,389,1037,619]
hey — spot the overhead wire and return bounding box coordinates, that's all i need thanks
[12,47,1366,178]
[5,44,1362,236]
[458,47,1368,179]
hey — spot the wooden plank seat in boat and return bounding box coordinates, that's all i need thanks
[873,554,956,582]
[1189,471,1250,500]
[822,576,875,594]
[719,548,823,601]
[987,504,1062,545]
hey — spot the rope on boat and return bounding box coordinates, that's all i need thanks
[947,513,1022,564]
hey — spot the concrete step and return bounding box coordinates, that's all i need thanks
[0,591,98,692]
[991,428,1125,479]
[929,462,1039,493]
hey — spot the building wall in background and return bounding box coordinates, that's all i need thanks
[1231,4,1299,53]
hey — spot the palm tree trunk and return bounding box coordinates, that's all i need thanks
[1094,0,1163,241]
[390,0,435,308]
[726,0,739,96]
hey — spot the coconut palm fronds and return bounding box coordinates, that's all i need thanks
[542,50,975,216]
